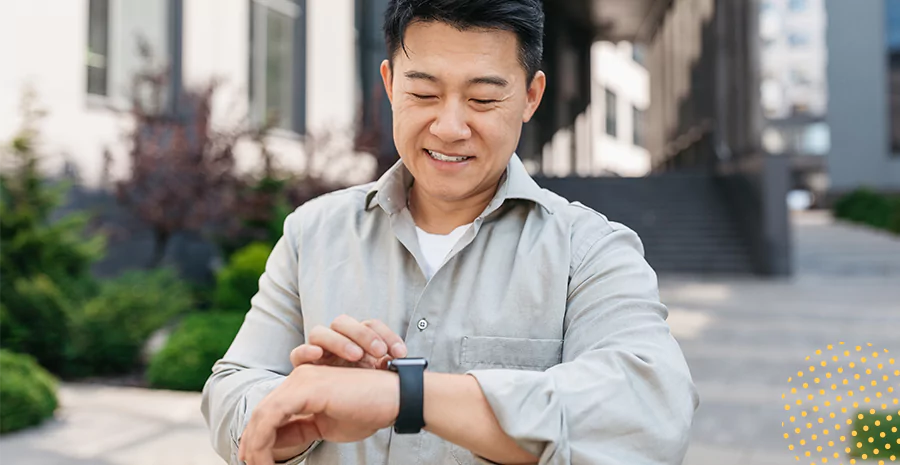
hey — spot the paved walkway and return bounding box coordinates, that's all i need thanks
[0,384,221,465]
[1,211,898,465]
[671,211,900,465]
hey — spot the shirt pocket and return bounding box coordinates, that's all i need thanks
[460,336,563,372]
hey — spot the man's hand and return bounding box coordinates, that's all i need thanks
[238,365,399,465]
[290,315,407,369]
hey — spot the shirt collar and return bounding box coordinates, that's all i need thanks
[365,153,554,216]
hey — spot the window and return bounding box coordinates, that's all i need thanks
[788,0,807,12]
[888,0,900,153]
[633,106,645,147]
[788,32,809,47]
[250,0,303,132]
[87,0,110,96]
[86,0,176,109]
[605,89,618,138]
[631,43,646,67]
[790,68,812,86]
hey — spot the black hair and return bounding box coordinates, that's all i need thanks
[383,0,545,85]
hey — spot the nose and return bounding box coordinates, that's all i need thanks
[429,100,472,142]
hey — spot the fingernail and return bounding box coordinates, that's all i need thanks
[392,343,408,358]
[346,344,363,360]
[371,339,387,357]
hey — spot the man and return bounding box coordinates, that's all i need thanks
[201,1,699,464]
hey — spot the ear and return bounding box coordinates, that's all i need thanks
[523,70,546,123]
[380,60,394,105]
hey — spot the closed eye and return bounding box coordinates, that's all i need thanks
[410,93,437,100]
[472,99,499,105]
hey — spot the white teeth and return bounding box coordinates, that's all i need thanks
[427,150,470,162]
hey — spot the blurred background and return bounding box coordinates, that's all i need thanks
[0,1,898,464]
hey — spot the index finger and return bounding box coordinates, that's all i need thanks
[363,320,407,358]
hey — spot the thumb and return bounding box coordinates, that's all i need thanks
[290,344,325,368]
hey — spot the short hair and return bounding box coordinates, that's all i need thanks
[383,0,545,85]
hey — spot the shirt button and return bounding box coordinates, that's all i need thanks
[417,318,428,331]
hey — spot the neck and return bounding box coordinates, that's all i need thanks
[408,182,498,234]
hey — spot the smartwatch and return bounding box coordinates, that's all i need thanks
[386,357,428,434]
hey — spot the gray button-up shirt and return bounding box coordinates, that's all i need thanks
[201,155,699,465]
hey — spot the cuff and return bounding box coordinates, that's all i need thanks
[466,369,559,460]
[231,378,323,465]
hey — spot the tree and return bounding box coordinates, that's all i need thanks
[0,89,104,374]
[115,44,241,268]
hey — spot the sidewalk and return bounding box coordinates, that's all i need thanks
[670,210,900,464]
[0,383,221,465]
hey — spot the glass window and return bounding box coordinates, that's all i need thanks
[788,0,807,12]
[87,0,171,108]
[633,106,645,147]
[888,0,900,153]
[788,32,809,47]
[631,43,646,67]
[605,89,618,138]
[250,0,299,131]
[87,0,110,96]
[802,122,831,156]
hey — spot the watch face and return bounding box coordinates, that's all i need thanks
[388,358,428,370]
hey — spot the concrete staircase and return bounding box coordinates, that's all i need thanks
[535,174,755,274]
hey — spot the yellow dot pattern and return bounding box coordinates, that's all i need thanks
[782,343,900,464]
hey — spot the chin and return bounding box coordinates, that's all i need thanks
[419,184,468,201]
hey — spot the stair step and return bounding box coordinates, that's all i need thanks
[536,175,755,274]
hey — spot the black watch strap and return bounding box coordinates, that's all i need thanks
[390,359,427,434]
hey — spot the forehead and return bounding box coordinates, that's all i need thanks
[394,21,525,82]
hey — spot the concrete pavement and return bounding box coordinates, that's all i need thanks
[1,210,898,465]
[670,210,900,465]
[0,383,222,465]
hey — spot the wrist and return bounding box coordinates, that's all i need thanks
[387,358,428,434]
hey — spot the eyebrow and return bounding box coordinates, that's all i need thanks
[404,71,509,88]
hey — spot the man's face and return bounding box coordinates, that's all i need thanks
[380,21,545,204]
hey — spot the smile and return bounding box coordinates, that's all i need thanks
[425,149,473,163]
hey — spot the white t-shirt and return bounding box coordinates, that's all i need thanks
[415,223,472,280]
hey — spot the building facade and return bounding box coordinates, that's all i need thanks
[540,41,650,178]
[0,0,373,188]
[826,0,900,194]
[590,41,651,177]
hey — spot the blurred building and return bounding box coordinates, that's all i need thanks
[759,0,831,204]
[826,0,900,195]
[3,0,809,276]
[542,41,651,178]
[539,0,793,276]
[0,0,372,188]
[759,0,828,121]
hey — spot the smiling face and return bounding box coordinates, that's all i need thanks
[380,21,546,205]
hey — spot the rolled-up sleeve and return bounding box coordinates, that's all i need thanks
[467,224,699,465]
[200,210,320,464]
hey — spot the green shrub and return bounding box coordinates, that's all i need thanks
[213,242,272,312]
[68,268,193,377]
[847,408,899,459]
[0,349,59,434]
[146,312,245,391]
[889,197,900,234]
[833,188,900,234]
[0,275,73,375]
[0,99,104,374]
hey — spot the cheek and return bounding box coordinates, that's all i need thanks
[394,105,429,139]
[474,109,522,146]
